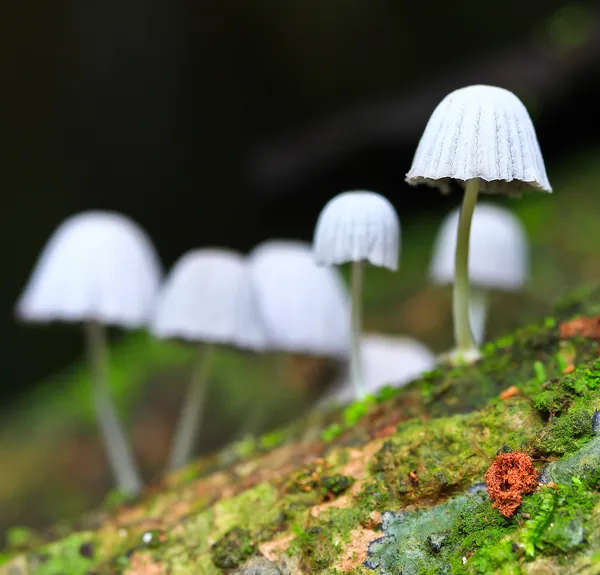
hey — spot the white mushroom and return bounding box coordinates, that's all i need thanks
[16,211,162,496]
[151,248,268,469]
[248,240,350,359]
[322,333,436,405]
[406,85,551,364]
[430,203,529,345]
[313,191,400,399]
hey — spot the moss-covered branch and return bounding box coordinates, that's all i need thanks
[4,285,600,574]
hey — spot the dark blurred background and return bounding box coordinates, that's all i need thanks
[2,0,600,539]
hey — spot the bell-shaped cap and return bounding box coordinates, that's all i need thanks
[313,191,400,270]
[151,248,268,350]
[16,211,162,328]
[430,203,529,290]
[361,333,436,391]
[249,240,350,358]
[323,333,436,404]
[406,85,552,195]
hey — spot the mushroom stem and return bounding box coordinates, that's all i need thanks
[350,260,366,398]
[168,343,214,469]
[85,320,142,496]
[452,178,480,359]
[469,286,489,346]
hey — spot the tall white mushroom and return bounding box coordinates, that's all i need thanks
[324,333,436,405]
[248,240,350,359]
[313,191,400,399]
[151,248,269,469]
[16,211,162,496]
[430,203,529,345]
[406,85,551,364]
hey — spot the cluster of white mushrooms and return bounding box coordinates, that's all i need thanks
[15,84,551,496]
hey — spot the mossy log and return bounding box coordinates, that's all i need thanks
[4,285,600,575]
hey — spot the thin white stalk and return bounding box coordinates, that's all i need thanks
[168,343,214,470]
[350,260,366,399]
[469,286,489,346]
[85,320,142,496]
[452,178,480,357]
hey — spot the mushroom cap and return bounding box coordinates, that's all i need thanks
[248,240,351,358]
[361,333,436,391]
[323,333,436,404]
[405,85,552,195]
[430,203,529,290]
[151,248,268,350]
[313,191,400,270]
[16,211,162,328]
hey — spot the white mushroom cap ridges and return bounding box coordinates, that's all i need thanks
[405,85,552,195]
[248,240,351,358]
[313,191,400,270]
[151,248,268,351]
[430,203,529,290]
[16,211,162,328]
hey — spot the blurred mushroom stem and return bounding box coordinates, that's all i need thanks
[168,343,214,470]
[350,261,366,398]
[452,178,482,363]
[469,286,488,346]
[85,320,142,496]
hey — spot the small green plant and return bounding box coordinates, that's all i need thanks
[259,430,285,450]
[321,423,343,442]
[533,360,547,383]
[232,434,258,459]
[320,395,377,443]
[343,394,376,426]
[555,351,568,373]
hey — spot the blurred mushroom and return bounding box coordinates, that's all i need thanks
[430,203,529,345]
[406,85,551,364]
[248,240,350,359]
[16,211,162,496]
[322,333,435,405]
[313,191,400,399]
[151,248,268,469]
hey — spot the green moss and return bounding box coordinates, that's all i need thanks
[321,474,354,497]
[22,532,97,575]
[370,399,542,505]
[552,283,600,320]
[454,497,514,553]
[210,527,256,570]
[7,283,600,574]
[456,478,600,574]
[289,506,363,571]
[356,475,395,514]
[178,508,214,552]
[213,482,279,536]
[463,539,521,575]
[4,526,45,553]
[524,360,600,417]
[404,316,600,422]
[532,404,594,456]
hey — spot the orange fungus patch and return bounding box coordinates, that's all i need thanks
[484,451,538,517]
